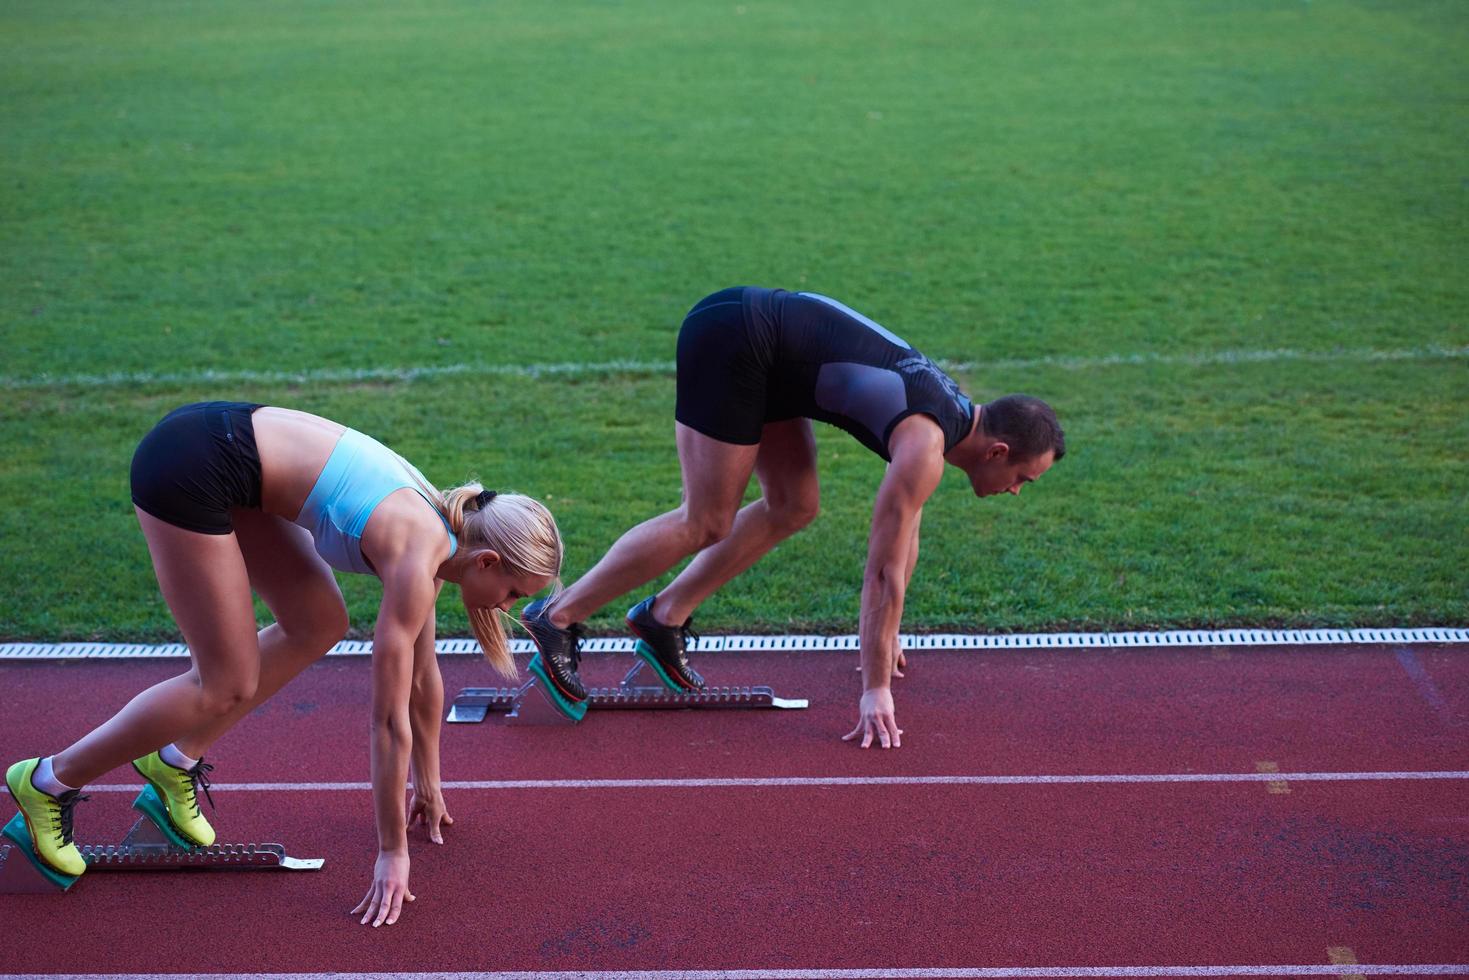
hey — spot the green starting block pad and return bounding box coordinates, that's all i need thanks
[0,785,323,894]
[524,653,590,723]
[448,654,809,725]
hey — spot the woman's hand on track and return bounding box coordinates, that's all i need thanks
[408,786,454,845]
[842,687,903,749]
[854,642,907,678]
[352,849,414,927]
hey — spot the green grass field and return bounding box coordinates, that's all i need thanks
[2,0,1465,642]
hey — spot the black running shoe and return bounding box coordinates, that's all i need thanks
[521,598,588,702]
[626,595,706,691]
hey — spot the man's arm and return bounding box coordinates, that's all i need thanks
[895,513,922,675]
[844,416,945,748]
[904,514,921,589]
[858,512,920,678]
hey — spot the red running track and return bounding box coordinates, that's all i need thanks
[0,643,1465,976]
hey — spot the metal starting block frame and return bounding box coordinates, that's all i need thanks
[448,658,809,725]
[0,784,323,894]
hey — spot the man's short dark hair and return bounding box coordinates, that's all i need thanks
[980,395,1065,461]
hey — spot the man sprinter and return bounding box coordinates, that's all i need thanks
[523,286,1064,747]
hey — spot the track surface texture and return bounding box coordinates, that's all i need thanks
[0,643,1465,977]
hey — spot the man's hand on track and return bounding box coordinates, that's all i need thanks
[842,687,903,749]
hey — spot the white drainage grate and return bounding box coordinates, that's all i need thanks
[1,628,1465,660]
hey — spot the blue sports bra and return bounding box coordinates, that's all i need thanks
[293,428,457,575]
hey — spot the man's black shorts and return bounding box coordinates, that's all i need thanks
[674,287,782,445]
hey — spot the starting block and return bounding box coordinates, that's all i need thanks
[0,784,323,894]
[447,655,809,725]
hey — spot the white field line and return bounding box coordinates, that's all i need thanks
[80,770,1469,793]
[4,627,1465,660]
[5,965,1467,978]
[4,344,1466,390]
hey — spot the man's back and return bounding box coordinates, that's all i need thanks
[745,287,975,460]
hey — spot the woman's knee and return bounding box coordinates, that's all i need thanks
[280,597,350,660]
[198,671,260,717]
[314,599,351,653]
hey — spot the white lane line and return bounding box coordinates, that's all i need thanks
[4,627,1466,660]
[0,358,672,390]
[81,770,1469,793]
[4,343,1465,390]
[5,964,1468,978]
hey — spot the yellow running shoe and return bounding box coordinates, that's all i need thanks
[4,758,88,877]
[131,751,216,847]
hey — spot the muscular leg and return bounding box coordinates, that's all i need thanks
[548,423,759,628]
[173,509,349,758]
[51,509,261,787]
[654,418,820,625]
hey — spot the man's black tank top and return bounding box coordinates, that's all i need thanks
[742,287,974,462]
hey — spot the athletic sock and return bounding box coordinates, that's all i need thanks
[158,743,199,771]
[31,756,78,798]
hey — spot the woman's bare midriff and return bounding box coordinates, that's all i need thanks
[250,406,347,521]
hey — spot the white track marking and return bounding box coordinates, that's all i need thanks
[3,627,1465,660]
[79,770,1469,793]
[5,964,1467,978]
[3,344,1465,390]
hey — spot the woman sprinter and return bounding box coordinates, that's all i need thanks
[4,402,562,926]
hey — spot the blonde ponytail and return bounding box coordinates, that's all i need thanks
[469,605,516,681]
[437,481,564,680]
[439,484,483,536]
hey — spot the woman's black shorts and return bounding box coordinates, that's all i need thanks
[675,287,781,445]
[130,401,265,534]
